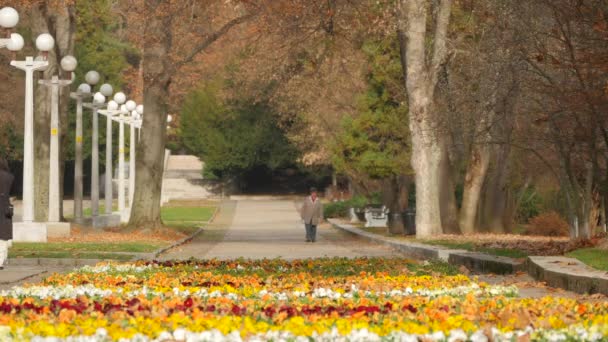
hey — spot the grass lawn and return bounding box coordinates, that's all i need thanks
[356,224,528,259]
[161,206,215,222]
[422,240,529,258]
[566,248,608,271]
[83,205,118,217]
[164,222,203,236]
[8,242,165,260]
[9,251,135,260]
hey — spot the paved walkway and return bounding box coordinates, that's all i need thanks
[161,200,399,260]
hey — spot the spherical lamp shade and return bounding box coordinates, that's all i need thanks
[99,83,113,97]
[120,104,128,114]
[125,100,137,112]
[35,33,55,52]
[107,100,119,111]
[167,115,173,123]
[113,92,126,105]
[60,55,77,72]
[0,7,19,29]
[77,83,91,94]
[85,71,100,85]
[136,105,144,115]
[6,33,24,51]
[93,92,106,105]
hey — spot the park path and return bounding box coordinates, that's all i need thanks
[160,199,398,260]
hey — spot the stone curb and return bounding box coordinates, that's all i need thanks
[149,205,222,259]
[329,219,608,294]
[149,227,204,259]
[527,256,608,295]
[7,258,106,267]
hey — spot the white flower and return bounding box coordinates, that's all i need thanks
[448,329,467,342]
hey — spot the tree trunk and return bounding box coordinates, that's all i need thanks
[440,146,460,234]
[459,144,491,234]
[579,162,594,238]
[399,0,452,237]
[411,141,444,237]
[31,4,75,222]
[128,0,172,229]
[482,149,511,233]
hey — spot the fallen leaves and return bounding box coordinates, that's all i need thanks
[49,226,187,244]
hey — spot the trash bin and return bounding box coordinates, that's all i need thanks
[388,213,405,235]
[354,208,366,222]
[402,208,416,235]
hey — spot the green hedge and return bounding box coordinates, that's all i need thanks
[325,196,369,218]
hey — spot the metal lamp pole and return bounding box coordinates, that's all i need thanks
[0,7,22,253]
[129,106,144,207]
[83,90,108,218]
[38,56,77,223]
[98,84,115,215]
[70,73,98,223]
[10,33,55,224]
[98,92,127,215]
[118,101,137,217]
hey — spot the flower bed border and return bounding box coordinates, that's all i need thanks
[329,219,608,295]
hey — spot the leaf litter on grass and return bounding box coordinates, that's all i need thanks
[50,226,188,244]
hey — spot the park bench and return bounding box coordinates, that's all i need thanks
[364,205,390,228]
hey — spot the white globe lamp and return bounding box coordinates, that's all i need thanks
[0,7,19,28]
[60,55,77,72]
[99,83,113,97]
[125,100,136,112]
[93,92,105,105]
[6,33,23,51]
[77,83,91,94]
[35,33,55,52]
[107,100,119,111]
[113,92,126,105]
[85,71,100,85]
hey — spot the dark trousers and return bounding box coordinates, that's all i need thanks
[305,223,317,241]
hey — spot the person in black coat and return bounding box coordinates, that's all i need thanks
[0,158,13,269]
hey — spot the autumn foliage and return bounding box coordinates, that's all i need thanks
[527,212,570,237]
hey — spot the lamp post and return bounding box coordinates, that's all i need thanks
[98,92,125,216]
[99,84,114,216]
[129,106,143,208]
[0,7,22,50]
[38,55,77,224]
[70,76,97,224]
[116,100,137,219]
[0,7,21,253]
[10,33,54,231]
[83,88,110,219]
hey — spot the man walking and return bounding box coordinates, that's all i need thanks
[300,187,323,242]
[0,158,14,270]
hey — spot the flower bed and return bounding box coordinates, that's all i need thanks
[0,258,607,341]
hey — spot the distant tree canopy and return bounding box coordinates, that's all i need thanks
[63,0,137,162]
[331,37,411,181]
[180,83,299,180]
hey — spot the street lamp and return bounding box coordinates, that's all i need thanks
[114,100,137,218]
[98,92,125,216]
[0,7,22,51]
[10,33,55,234]
[83,85,111,219]
[39,55,77,224]
[129,105,144,208]
[70,74,98,223]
